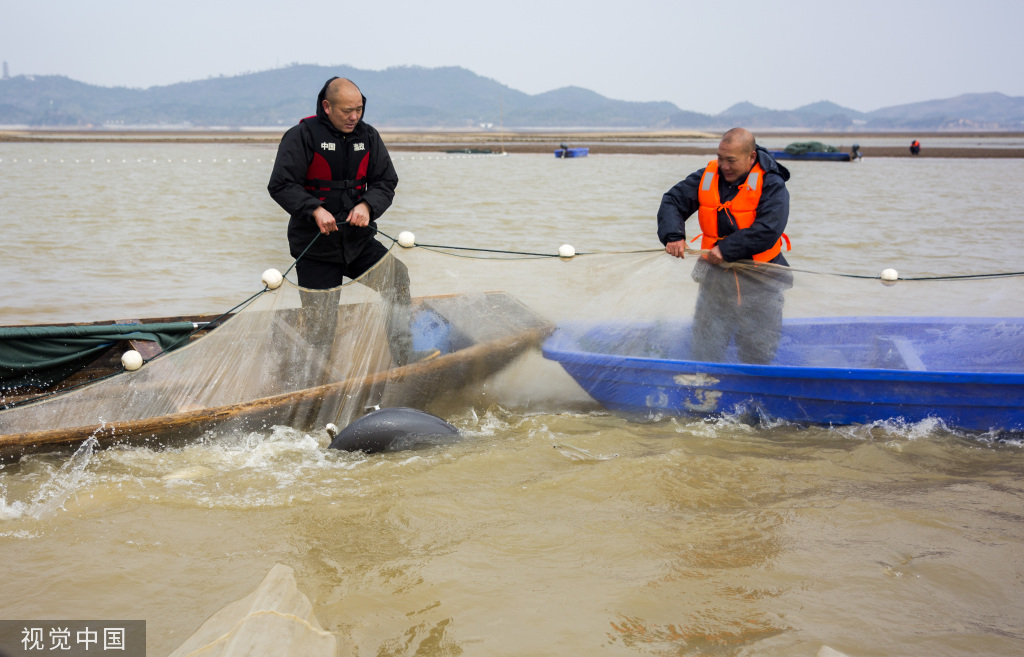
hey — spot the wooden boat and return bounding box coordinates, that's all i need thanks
[542,316,1024,432]
[555,147,589,158]
[0,292,552,461]
[1,314,224,408]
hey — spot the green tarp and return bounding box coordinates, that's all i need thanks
[0,322,197,388]
[784,141,839,155]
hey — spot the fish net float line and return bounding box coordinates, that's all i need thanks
[781,264,1024,282]
[0,230,641,411]
[372,227,1024,281]
[7,229,1022,411]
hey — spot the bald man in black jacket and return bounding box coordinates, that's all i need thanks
[269,77,433,366]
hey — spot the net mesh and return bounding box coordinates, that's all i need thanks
[2,241,1023,456]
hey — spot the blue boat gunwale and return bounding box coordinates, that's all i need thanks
[541,316,1024,385]
[767,150,851,161]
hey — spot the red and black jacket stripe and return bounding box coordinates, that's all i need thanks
[300,115,371,216]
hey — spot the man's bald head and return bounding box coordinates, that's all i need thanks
[322,78,364,133]
[716,127,758,184]
[325,78,361,104]
[721,127,755,154]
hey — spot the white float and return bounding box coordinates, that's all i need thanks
[121,350,144,371]
[262,268,284,289]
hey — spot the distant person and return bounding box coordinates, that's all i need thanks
[657,127,793,364]
[268,77,432,366]
[910,139,921,155]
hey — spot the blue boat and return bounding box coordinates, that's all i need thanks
[542,317,1024,432]
[555,147,589,158]
[768,150,851,162]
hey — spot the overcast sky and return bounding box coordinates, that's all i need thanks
[3,0,1021,115]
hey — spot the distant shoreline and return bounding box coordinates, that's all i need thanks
[3,129,1024,158]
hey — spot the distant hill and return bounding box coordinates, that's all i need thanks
[864,92,1024,130]
[675,101,870,131]
[1,64,1022,131]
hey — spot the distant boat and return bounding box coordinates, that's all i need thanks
[769,150,851,162]
[555,147,589,158]
[444,148,493,154]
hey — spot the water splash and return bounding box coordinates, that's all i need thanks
[451,405,518,437]
[552,443,618,461]
[28,436,99,520]
[832,416,979,445]
[0,487,27,521]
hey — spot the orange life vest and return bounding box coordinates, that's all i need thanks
[694,159,789,262]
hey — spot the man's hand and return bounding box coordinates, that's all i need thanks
[705,245,725,265]
[313,206,338,234]
[347,201,371,228]
[665,240,687,259]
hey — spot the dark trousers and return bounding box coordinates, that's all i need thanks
[294,241,415,366]
[690,262,786,365]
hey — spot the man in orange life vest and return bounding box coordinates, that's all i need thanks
[268,77,428,366]
[657,127,792,364]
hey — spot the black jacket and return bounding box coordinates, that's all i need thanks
[268,77,399,263]
[657,146,790,265]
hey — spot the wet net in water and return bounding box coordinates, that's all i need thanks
[2,242,1023,458]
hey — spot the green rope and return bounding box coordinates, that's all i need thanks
[895,271,1024,281]
[282,232,321,279]
[784,266,1024,282]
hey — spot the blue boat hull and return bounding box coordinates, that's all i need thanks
[542,317,1024,431]
[555,147,589,158]
[768,150,851,162]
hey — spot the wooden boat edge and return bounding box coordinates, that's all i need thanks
[0,328,550,462]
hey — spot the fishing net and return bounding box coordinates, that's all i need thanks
[167,564,336,657]
[0,245,550,457]
[2,238,1024,459]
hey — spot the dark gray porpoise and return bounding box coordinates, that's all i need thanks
[327,407,460,453]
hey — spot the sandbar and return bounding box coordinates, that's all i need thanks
[2,129,1023,158]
